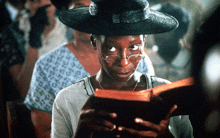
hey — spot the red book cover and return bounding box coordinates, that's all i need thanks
[91,77,199,130]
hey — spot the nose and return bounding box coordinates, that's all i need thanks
[119,49,129,66]
[120,58,129,66]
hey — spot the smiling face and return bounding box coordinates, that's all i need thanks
[93,35,144,82]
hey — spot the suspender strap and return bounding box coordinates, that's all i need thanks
[144,73,154,89]
[144,73,172,89]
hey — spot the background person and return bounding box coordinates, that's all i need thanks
[146,3,191,83]
[22,0,68,57]
[23,0,155,137]
[51,0,193,137]
[0,1,68,136]
[0,2,47,137]
[147,0,205,51]
[0,0,26,32]
[0,4,51,101]
[0,0,68,100]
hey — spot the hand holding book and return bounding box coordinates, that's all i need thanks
[75,96,177,138]
[74,78,197,138]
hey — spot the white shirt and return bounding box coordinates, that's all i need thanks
[52,76,193,138]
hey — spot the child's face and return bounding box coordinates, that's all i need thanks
[95,35,145,82]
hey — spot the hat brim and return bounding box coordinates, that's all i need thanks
[59,7,179,36]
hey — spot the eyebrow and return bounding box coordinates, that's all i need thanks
[130,40,142,45]
[105,39,120,46]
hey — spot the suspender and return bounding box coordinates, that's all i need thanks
[144,73,153,89]
[144,73,172,89]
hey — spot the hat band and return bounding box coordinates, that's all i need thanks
[112,7,150,23]
[89,2,150,23]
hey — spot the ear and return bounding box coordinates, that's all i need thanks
[90,35,97,50]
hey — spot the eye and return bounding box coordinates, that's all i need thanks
[107,46,116,52]
[130,44,140,51]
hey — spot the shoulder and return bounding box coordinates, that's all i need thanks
[40,45,68,58]
[36,46,69,65]
[55,77,93,104]
[137,52,155,75]
[142,73,171,88]
[32,46,69,78]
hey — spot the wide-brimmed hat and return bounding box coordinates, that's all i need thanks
[59,0,179,36]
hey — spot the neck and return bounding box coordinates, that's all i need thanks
[69,37,94,52]
[43,17,56,37]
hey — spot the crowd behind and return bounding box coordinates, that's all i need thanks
[0,0,220,137]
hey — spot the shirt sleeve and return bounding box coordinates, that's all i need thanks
[23,59,55,113]
[0,27,24,68]
[136,52,155,75]
[51,92,73,138]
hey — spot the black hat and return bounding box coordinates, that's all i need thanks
[59,0,179,36]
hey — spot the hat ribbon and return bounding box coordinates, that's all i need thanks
[89,1,150,23]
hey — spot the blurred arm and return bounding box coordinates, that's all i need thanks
[9,47,38,99]
[31,108,52,138]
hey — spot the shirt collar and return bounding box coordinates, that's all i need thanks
[5,1,19,22]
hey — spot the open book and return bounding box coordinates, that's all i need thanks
[91,77,201,131]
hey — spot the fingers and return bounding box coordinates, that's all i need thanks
[79,105,177,137]
[130,104,177,136]
[157,104,177,129]
[135,118,161,132]
[164,104,177,121]
[80,118,116,131]
[117,126,158,138]
[75,118,116,137]
[79,109,117,132]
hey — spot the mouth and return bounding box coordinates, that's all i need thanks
[110,64,136,80]
[117,72,130,75]
[114,71,133,79]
